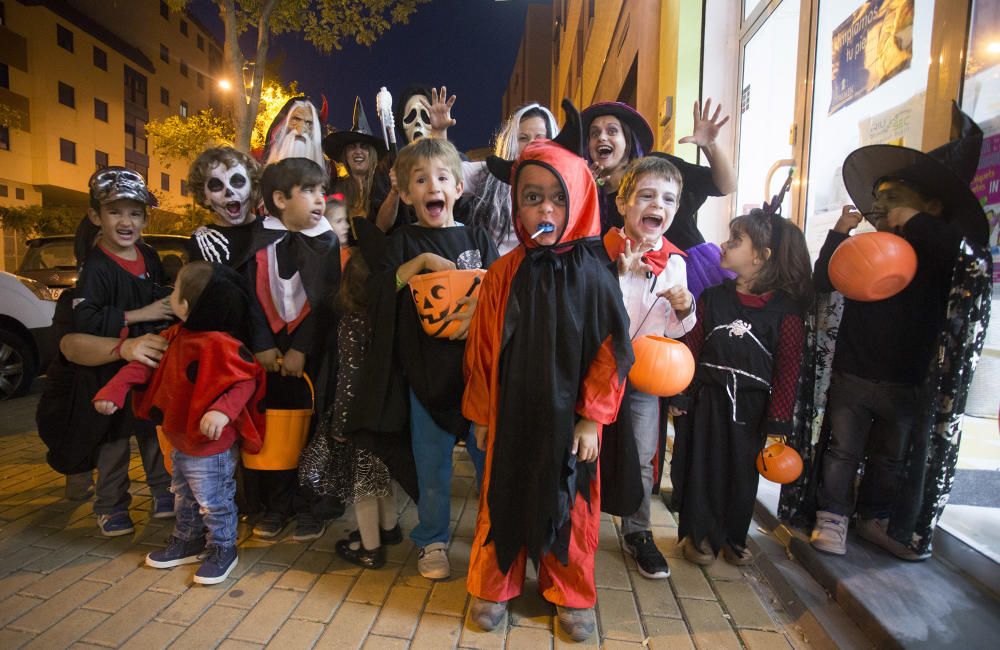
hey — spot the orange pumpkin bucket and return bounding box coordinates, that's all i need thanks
[242,373,314,471]
[628,335,696,397]
[156,426,174,474]
[408,269,487,339]
[828,232,916,301]
[756,441,803,484]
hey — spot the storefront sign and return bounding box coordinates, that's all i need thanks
[830,0,914,115]
[859,92,924,148]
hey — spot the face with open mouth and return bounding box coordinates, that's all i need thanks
[89,198,147,256]
[204,162,252,226]
[276,182,326,232]
[399,156,463,228]
[517,164,567,247]
[588,115,628,174]
[619,174,680,245]
[871,180,940,231]
[344,142,372,175]
[402,95,431,143]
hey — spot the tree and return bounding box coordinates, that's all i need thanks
[0,205,84,237]
[168,0,428,151]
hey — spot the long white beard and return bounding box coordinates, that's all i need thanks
[269,133,325,169]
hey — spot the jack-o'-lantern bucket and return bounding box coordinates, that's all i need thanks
[156,427,174,474]
[828,232,917,301]
[243,373,314,471]
[409,269,487,339]
[756,441,803,484]
[628,335,696,397]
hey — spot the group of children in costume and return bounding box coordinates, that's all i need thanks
[36,88,991,639]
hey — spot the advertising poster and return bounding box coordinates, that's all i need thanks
[858,92,924,148]
[830,0,914,114]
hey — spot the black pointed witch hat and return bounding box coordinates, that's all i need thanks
[486,99,583,183]
[322,97,388,163]
[843,102,987,247]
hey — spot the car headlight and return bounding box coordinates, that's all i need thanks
[17,276,56,301]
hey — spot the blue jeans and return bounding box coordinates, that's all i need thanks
[171,446,239,548]
[409,390,484,548]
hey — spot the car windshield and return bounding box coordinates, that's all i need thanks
[20,241,76,271]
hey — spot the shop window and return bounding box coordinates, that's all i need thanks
[95,150,108,170]
[197,34,205,51]
[180,60,188,77]
[161,172,170,191]
[1,63,8,89]
[160,1,169,19]
[93,46,108,71]
[180,19,188,36]
[160,44,169,63]
[59,138,76,164]
[94,98,108,122]
[0,126,9,151]
[58,82,75,108]
[179,100,188,118]
[56,24,73,52]
[160,87,169,106]
[15,187,23,200]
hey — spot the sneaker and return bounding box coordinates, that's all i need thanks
[722,543,753,566]
[292,513,326,542]
[417,542,450,580]
[681,537,716,566]
[811,511,848,556]
[623,531,670,579]
[347,525,404,546]
[252,512,288,539]
[97,511,135,537]
[469,596,507,632]
[146,535,207,568]
[556,605,596,642]
[152,495,175,520]
[856,517,931,561]
[335,538,386,569]
[193,545,238,585]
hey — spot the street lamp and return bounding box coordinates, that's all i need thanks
[218,79,232,91]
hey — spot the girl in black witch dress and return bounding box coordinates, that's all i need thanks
[670,208,812,566]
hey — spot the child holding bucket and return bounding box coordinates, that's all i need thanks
[670,208,811,567]
[94,261,266,584]
[348,137,498,581]
[601,156,696,580]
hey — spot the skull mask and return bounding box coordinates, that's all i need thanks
[402,94,431,143]
[204,161,252,226]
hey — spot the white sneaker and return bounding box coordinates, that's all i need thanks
[856,517,931,561]
[417,542,450,580]
[811,511,848,555]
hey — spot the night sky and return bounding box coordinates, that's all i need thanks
[189,0,550,152]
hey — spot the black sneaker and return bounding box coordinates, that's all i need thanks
[146,535,207,569]
[194,545,238,585]
[347,524,404,546]
[624,531,671,579]
[252,512,288,539]
[292,513,326,542]
[335,538,386,569]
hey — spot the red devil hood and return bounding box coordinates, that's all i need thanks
[511,140,602,248]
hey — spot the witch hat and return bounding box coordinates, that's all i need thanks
[322,97,388,163]
[580,101,654,157]
[486,99,582,183]
[843,102,987,247]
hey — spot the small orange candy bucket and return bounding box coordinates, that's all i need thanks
[756,441,803,484]
[408,269,486,339]
[243,373,314,471]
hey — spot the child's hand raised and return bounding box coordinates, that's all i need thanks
[94,400,118,415]
[445,295,478,341]
[572,418,600,463]
[834,205,864,234]
[658,285,693,314]
[678,98,730,149]
[428,86,457,136]
[200,410,230,440]
[281,349,306,378]
[255,348,281,372]
[618,238,653,276]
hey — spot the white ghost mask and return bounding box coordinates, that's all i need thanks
[402,94,431,143]
[204,161,252,226]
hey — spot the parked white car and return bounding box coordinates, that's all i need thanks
[0,271,56,399]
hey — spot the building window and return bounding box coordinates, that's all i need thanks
[161,172,170,191]
[94,98,108,122]
[93,46,107,71]
[180,19,188,36]
[179,100,188,118]
[180,60,188,77]
[197,72,205,89]
[160,87,169,106]
[180,179,188,196]
[0,63,8,89]
[160,44,169,63]
[0,126,9,151]
[125,118,147,155]
[125,66,147,108]
[0,2,6,26]
[56,24,73,52]
[58,81,75,108]
[15,187,23,200]
[0,185,7,197]
[95,150,109,170]
[59,138,76,164]
[160,1,169,19]
[197,34,204,51]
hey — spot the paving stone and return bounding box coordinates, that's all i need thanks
[273,548,332,591]
[509,581,552,629]
[651,531,683,559]
[598,519,620,550]
[739,629,793,649]
[157,583,227,625]
[119,621,185,650]
[361,634,409,649]
[396,548,434,589]
[20,608,108,650]
[83,564,163,613]
[148,563,199,595]
[8,577,107,633]
[643,615,695,650]
[0,628,35,650]
[222,562,284,609]
[82,590,176,647]
[424,575,470,617]
[596,587,644,642]
[84,547,147,584]
[507,625,553,649]
[21,554,109,599]
[458,602,507,649]
[678,598,742,650]
[713,580,777,630]
[225,543,270,581]
[217,640,264,650]
[267,619,324,648]
[293,573,354,623]
[601,641,646,650]
[371,584,429,639]
[0,545,49,576]
[228,588,304,644]
[314,601,378,648]
[447,537,472,576]
[324,550,365,577]
[629,570,681,618]
[348,566,400,605]
[0,571,41,600]
[668,559,715,600]
[594,548,631,590]
[384,538,416,565]
[705,558,746,581]
[410,611,461,650]
[0,594,42,627]
[260,538,308,566]
[169,603,246,649]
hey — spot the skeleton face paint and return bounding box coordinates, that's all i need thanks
[402,94,431,143]
[204,161,253,226]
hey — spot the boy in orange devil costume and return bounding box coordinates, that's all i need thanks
[462,101,633,642]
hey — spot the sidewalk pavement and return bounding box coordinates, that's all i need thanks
[0,395,812,649]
